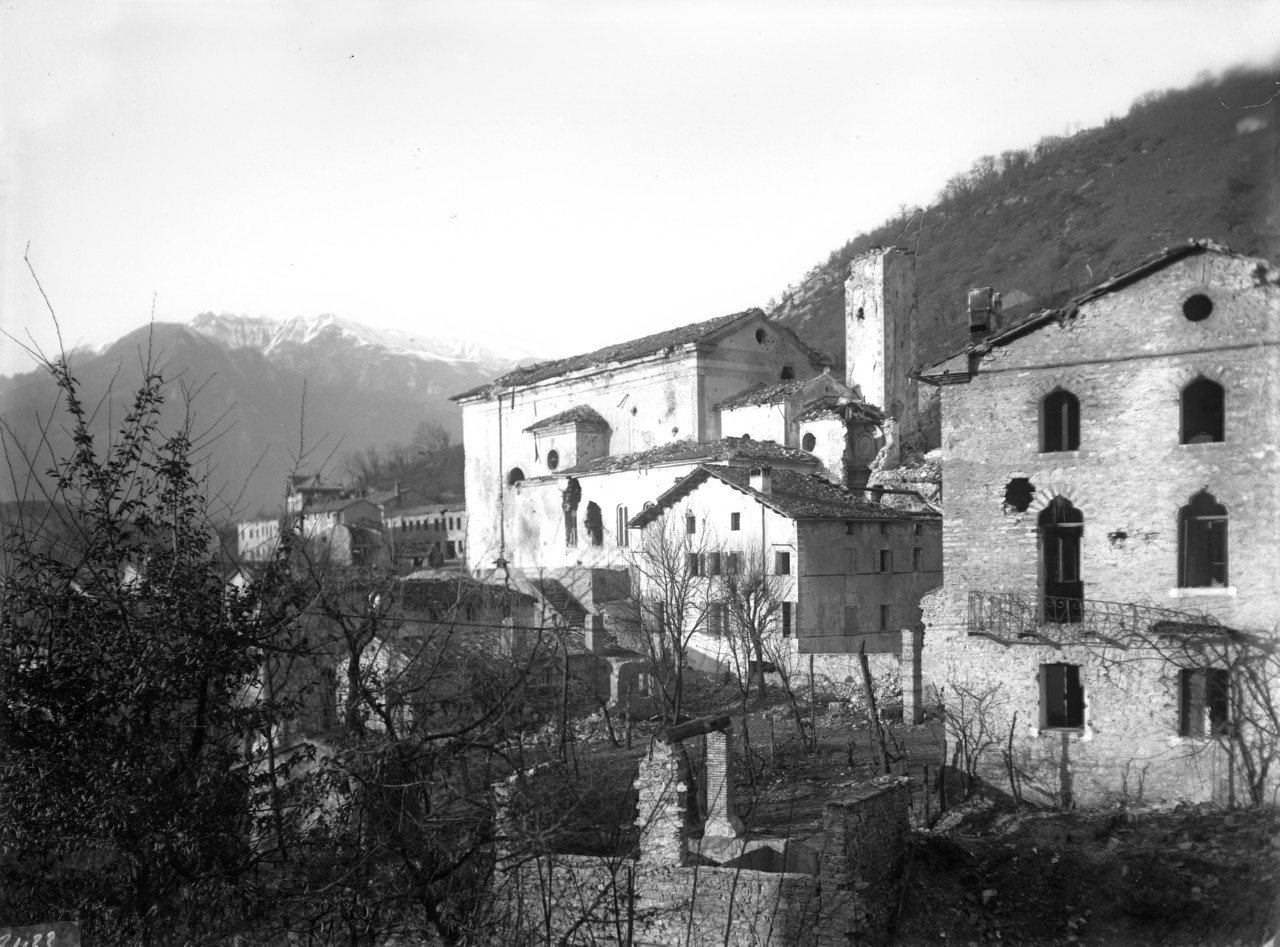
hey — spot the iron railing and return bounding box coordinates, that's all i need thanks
[966,590,1229,650]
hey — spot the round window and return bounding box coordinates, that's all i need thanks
[506,467,525,486]
[801,432,816,452]
[1183,294,1213,322]
[546,449,559,471]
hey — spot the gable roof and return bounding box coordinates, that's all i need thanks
[452,308,833,401]
[628,464,940,528]
[524,405,610,433]
[556,436,818,476]
[794,396,885,424]
[713,380,806,411]
[919,239,1249,381]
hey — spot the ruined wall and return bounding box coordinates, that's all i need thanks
[719,401,789,443]
[492,777,912,946]
[922,252,1280,805]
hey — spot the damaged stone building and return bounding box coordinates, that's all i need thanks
[452,248,940,677]
[917,240,1280,805]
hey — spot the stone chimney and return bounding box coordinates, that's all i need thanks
[749,465,772,495]
[967,287,1003,338]
[702,728,744,840]
[845,247,918,445]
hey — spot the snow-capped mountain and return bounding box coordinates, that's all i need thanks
[189,312,534,373]
[1,314,535,513]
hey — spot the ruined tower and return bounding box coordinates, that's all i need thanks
[845,247,919,455]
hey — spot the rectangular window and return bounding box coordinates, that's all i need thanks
[708,602,727,636]
[914,522,923,537]
[726,552,741,574]
[845,521,856,535]
[781,601,792,638]
[1040,663,1085,729]
[707,551,722,576]
[686,513,697,535]
[878,549,892,573]
[879,522,890,535]
[774,551,791,575]
[730,512,741,531]
[1179,668,1230,737]
[843,549,855,574]
[879,604,891,630]
[912,547,922,571]
[686,552,702,577]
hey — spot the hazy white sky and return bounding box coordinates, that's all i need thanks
[2,0,1277,376]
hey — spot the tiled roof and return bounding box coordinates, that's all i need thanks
[304,496,373,514]
[524,405,610,433]
[557,436,819,476]
[919,239,1247,378]
[452,309,833,401]
[794,396,885,424]
[713,380,806,411]
[628,464,940,528]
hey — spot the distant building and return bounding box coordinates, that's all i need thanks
[386,504,468,571]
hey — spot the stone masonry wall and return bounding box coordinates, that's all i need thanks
[493,776,910,946]
[921,252,1279,806]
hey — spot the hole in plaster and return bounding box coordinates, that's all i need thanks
[1002,477,1034,513]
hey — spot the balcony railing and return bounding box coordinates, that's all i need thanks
[966,590,1231,650]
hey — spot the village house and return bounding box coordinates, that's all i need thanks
[453,247,940,680]
[385,503,468,570]
[916,239,1280,806]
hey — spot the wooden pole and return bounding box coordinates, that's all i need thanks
[859,641,892,775]
[808,654,817,751]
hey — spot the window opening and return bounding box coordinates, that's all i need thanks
[1040,497,1083,623]
[1042,389,1080,452]
[562,477,581,546]
[774,551,791,575]
[879,604,891,631]
[707,551,722,576]
[1183,294,1213,322]
[709,602,727,636]
[546,449,560,470]
[878,549,892,572]
[686,552,703,577]
[730,512,741,531]
[726,551,741,574]
[616,505,630,547]
[912,547,922,571]
[1040,663,1084,729]
[755,328,766,344]
[686,513,697,535]
[780,364,795,381]
[584,501,604,546]
[781,601,792,637]
[802,431,816,451]
[506,467,525,486]
[879,522,889,535]
[1181,377,1224,444]
[1178,490,1228,588]
[1179,668,1230,737]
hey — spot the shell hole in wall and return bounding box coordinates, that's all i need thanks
[780,364,795,380]
[1002,477,1035,513]
[506,467,525,486]
[1183,294,1213,322]
[801,432,816,452]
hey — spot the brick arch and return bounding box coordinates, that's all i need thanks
[1025,485,1088,521]
[1027,374,1090,403]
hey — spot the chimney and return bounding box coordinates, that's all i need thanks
[584,613,608,653]
[394,480,402,500]
[749,465,772,495]
[968,287,1003,336]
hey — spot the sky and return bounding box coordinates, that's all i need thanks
[2,0,1278,377]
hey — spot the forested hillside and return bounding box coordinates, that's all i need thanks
[770,67,1279,371]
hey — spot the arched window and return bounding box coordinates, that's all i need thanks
[1179,491,1228,588]
[1039,497,1083,623]
[616,505,630,547]
[1181,378,1224,444]
[1041,389,1080,452]
[506,467,525,486]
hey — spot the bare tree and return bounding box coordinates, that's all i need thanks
[624,517,714,722]
[715,543,786,703]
